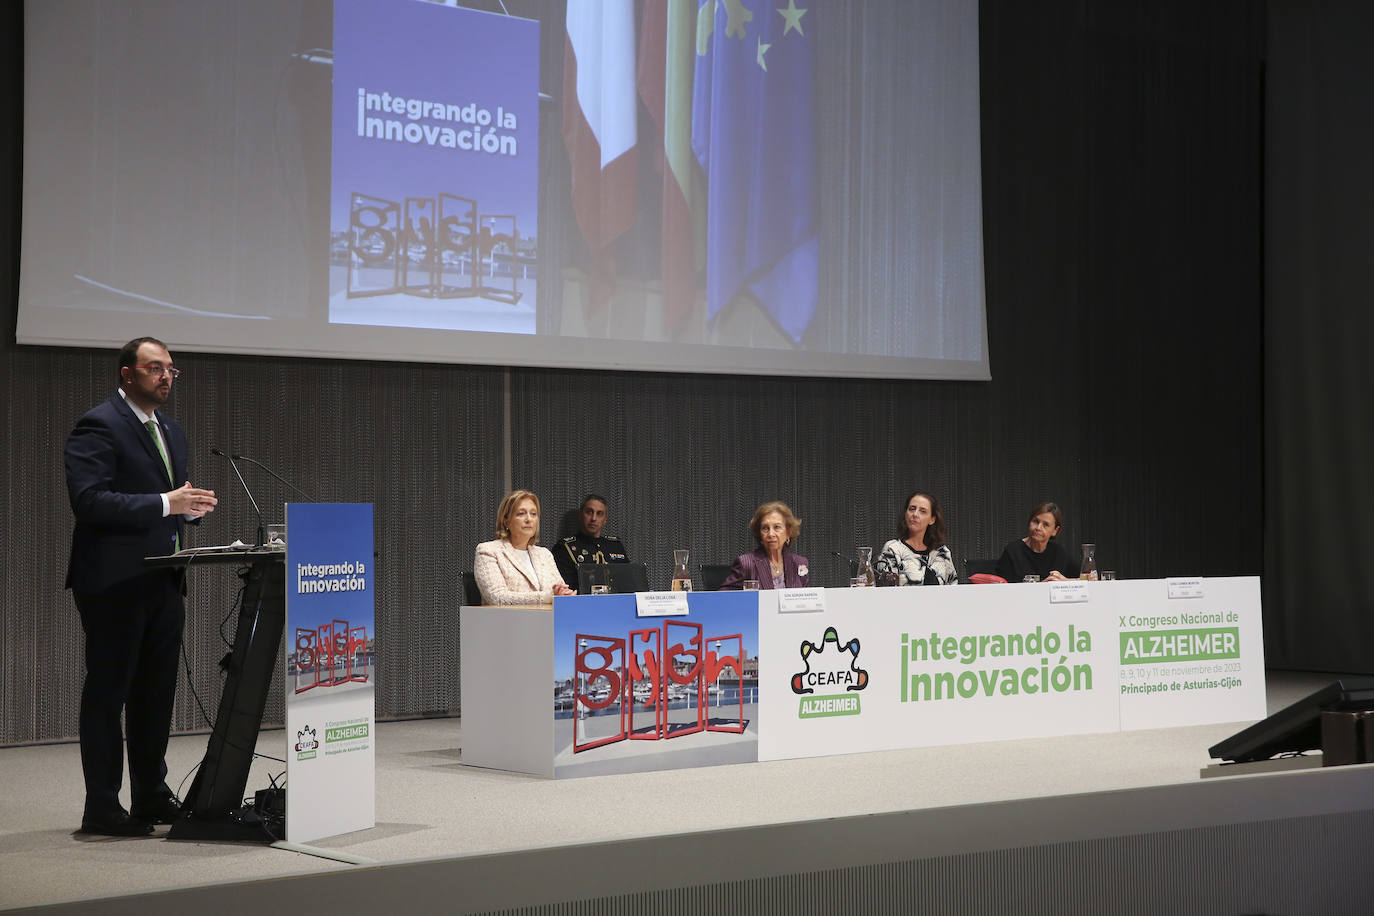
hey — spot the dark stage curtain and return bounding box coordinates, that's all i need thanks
[1263,0,1374,673]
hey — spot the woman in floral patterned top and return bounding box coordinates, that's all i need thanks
[874,491,958,586]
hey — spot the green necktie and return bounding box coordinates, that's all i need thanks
[145,420,179,552]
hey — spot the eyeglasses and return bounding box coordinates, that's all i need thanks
[132,365,182,380]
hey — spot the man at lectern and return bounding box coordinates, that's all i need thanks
[64,337,218,836]
[553,494,630,589]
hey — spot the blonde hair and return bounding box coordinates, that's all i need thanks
[750,501,802,545]
[495,489,541,543]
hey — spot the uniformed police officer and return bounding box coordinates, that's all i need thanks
[554,494,629,589]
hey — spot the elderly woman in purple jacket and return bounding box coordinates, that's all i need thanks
[719,501,810,590]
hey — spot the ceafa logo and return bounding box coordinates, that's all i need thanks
[295,725,319,760]
[791,627,868,719]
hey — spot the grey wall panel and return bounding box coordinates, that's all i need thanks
[513,371,1015,590]
[1,345,504,744]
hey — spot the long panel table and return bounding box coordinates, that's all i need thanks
[459,577,1265,778]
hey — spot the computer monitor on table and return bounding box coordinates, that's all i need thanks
[577,562,649,595]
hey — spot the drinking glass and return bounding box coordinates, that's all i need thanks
[584,564,610,595]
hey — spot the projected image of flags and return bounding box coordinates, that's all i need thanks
[637,0,703,337]
[563,0,638,309]
[691,0,817,344]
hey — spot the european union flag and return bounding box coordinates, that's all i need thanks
[691,0,817,343]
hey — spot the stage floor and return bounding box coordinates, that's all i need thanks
[0,670,1368,913]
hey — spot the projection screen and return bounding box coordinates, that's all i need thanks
[19,0,988,381]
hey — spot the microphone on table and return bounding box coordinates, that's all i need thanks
[832,550,860,580]
[230,453,316,502]
[210,447,265,547]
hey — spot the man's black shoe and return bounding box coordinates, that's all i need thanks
[131,795,185,825]
[79,811,156,837]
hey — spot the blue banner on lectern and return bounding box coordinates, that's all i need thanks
[284,502,375,843]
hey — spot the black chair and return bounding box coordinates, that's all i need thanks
[700,563,734,592]
[964,557,1000,578]
[461,571,484,607]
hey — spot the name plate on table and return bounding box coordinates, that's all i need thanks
[635,591,690,617]
[777,588,826,613]
[1049,581,1090,604]
[1167,577,1205,599]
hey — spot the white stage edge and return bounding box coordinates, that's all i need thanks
[3,672,1374,914]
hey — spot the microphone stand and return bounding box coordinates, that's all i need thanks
[211,448,265,547]
[231,453,315,502]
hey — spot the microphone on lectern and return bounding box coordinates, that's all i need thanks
[210,447,265,547]
[230,453,316,502]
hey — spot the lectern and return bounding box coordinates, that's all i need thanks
[147,548,286,841]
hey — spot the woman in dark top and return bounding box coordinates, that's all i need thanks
[874,491,958,586]
[995,501,1080,582]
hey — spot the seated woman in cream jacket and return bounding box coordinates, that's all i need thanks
[473,489,576,606]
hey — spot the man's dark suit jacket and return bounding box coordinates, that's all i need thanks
[65,393,188,594]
